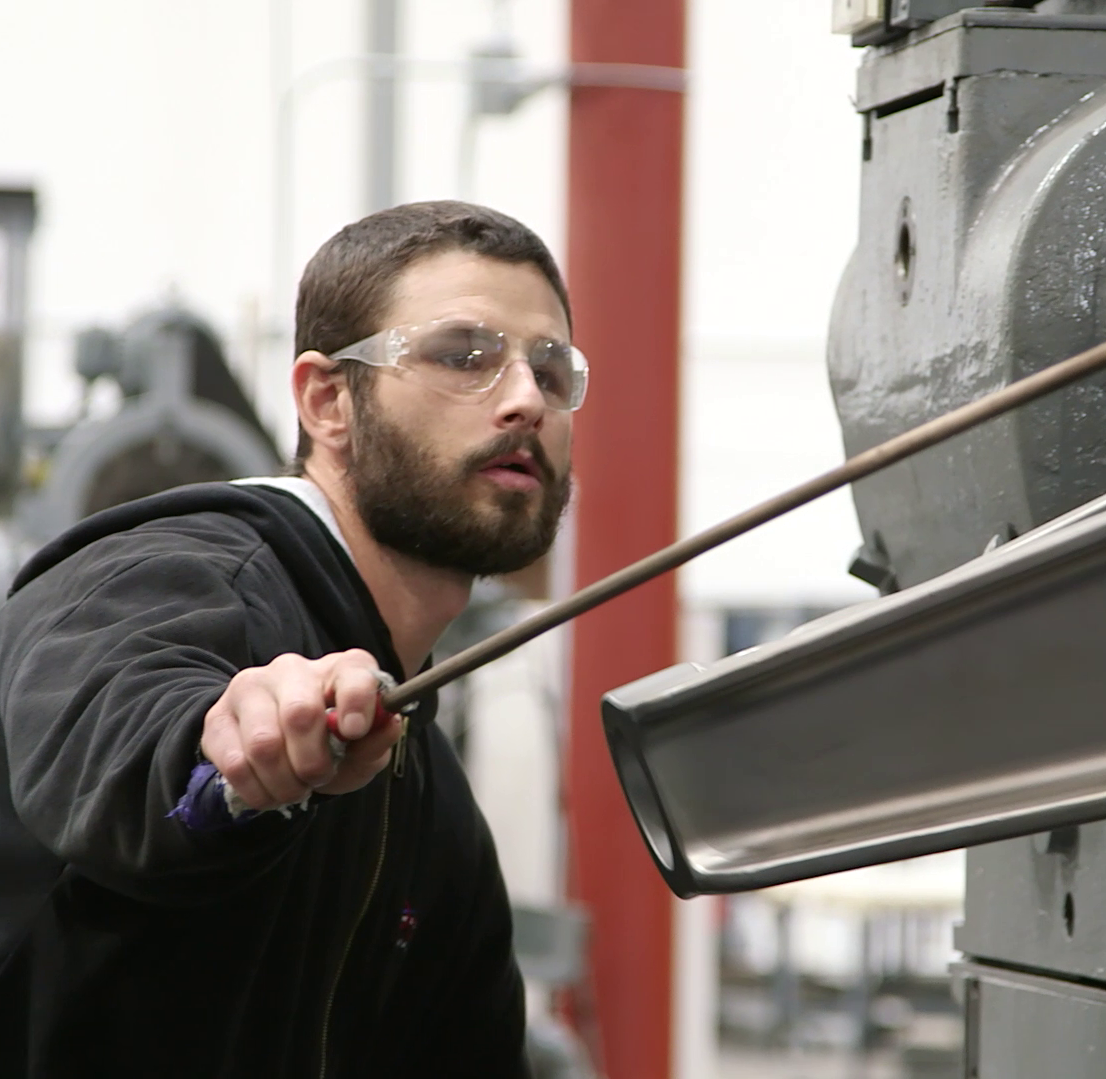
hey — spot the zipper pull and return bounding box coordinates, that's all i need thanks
[392,714,410,778]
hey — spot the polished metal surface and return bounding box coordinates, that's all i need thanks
[603,496,1106,897]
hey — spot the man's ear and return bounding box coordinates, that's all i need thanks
[292,351,354,455]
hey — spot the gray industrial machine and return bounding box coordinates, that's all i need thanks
[15,307,281,547]
[0,185,280,566]
[604,4,1106,1075]
[833,2,1106,591]
[830,13,1106,1073]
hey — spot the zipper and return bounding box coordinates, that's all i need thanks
[317,764,395,1079]
[392,715,410,779]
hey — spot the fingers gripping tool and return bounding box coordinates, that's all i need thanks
[168,669,402,830]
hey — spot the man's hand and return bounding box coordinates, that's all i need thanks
[200,649,403,811]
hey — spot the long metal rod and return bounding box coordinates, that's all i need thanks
[382,339,1106,712]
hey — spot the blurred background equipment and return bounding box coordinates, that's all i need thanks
[0,180,281,565]
[0,189,36,520]
[16,306,281,548]
[721,855,963,1065]
[0,189,37,593]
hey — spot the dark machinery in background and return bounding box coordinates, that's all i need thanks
[0,190,36,521]
[604,4,1106,1076]
[0,185,281,571]
[17,309,281,547]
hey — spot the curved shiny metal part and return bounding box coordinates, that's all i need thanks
[603,496,1106,896]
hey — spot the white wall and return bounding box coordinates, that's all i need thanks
[685,1,862,342]
[681,1,869,611]
[681,338,871,610]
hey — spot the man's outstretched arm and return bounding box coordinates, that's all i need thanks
[0,544,396,902]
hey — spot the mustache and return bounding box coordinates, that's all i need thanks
[463,431,558,485]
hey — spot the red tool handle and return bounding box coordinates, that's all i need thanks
[324,700,395,743]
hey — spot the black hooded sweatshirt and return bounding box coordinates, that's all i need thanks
[0,483,529,1078]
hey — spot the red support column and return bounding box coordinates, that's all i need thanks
[565,3,685,1078]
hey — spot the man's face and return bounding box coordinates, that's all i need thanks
[346,250,574,576]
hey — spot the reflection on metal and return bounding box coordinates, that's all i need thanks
[603,492,1106,897]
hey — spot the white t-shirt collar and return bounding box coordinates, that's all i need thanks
[231,476,353,560]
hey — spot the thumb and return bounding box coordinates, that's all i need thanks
[318,712,405,795]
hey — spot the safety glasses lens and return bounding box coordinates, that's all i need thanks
[529,340,579,410]
[394,324,587,411]
[413,326,506,391]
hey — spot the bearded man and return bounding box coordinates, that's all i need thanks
[0,201,585,1078]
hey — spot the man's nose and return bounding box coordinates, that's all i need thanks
[492,359,546,429]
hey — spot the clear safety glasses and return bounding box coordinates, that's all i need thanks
[329,320,590,412]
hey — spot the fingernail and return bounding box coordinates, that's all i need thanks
[342,712,368,739]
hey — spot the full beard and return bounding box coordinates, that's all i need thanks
[348,412,572,577]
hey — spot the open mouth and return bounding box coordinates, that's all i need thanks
[481,453,541,479]
[478,452,544,490]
